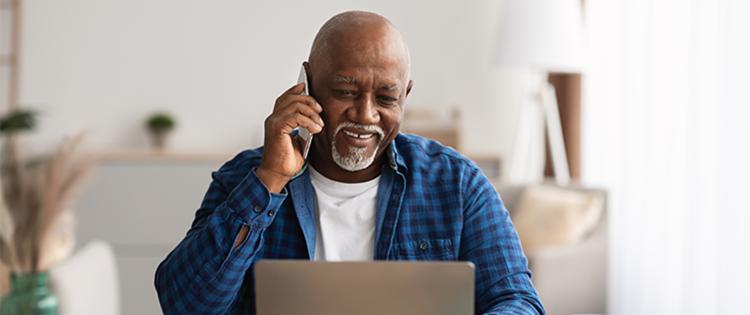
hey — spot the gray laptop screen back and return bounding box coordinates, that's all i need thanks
[254,260,475,315]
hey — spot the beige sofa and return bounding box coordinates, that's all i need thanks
[496,183,608,315]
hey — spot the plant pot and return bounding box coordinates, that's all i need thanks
[149,130,171,151]
[0,272,58,315]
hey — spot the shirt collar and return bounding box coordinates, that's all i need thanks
[387,135,407,172]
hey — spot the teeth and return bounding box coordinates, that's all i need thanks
[343,130,374,139]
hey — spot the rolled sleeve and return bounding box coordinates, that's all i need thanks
[224,168,288,228]
[156,164,289,315]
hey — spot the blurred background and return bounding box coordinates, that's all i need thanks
[1,0,749,314]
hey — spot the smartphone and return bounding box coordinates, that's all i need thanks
[296,65,313,159]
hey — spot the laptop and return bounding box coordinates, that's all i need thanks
[254,260,475,315]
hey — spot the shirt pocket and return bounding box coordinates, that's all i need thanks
[393,238,455,261]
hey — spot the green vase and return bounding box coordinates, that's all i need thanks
[0,272,58,315]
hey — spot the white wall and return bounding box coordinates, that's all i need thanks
[583,0,750,314]
[18,0,529,162]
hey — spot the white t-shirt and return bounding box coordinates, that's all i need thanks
[309,166,380,261]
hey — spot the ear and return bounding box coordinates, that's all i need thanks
[303,61,314,97]
[406,80,414,97]
[303,61,311,73]
[303,61,312,82]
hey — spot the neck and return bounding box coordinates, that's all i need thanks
[309,146,384,183]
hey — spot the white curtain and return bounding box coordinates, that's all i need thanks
[583,0,750,314]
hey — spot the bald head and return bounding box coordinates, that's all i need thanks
[308,11,411,77]
[302,11,414,181]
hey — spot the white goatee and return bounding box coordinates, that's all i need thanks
[331,122,384,172]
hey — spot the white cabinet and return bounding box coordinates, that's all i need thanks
[75,152,228,315]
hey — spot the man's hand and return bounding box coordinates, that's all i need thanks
[256,83,324,193]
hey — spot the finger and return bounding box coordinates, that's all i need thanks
[287,95,323,113]
[275,94,322,113]
[274,83,306,110]
[285,82,306,95]
[279,101,325,126]
[283,112,324,134]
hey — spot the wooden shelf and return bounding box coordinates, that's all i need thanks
[94,149,236,163]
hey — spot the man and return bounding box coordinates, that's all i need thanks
[155,11,545,315]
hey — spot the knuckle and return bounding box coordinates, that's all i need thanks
[265,115,279,128]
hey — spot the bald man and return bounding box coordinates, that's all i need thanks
[155,11,545,315]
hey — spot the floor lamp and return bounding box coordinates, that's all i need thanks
[494,0,585,185]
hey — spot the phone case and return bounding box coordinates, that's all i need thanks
[297,65,313,159]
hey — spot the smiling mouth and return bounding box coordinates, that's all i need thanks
[342,130,377,140]
[333,123,385,149]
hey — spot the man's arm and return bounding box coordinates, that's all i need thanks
[459,166,545,315]
[154,81,322,314]
[154,167,287,315]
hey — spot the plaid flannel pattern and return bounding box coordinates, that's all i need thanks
[155,133,545,315]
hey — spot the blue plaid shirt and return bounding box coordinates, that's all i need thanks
[155,133,545,315]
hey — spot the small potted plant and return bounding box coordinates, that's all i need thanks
[0,109,36,134]
[145,112,176,150]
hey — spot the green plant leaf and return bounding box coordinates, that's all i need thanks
[0,110,37,134]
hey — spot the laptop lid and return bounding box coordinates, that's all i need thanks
[254,260,475,315]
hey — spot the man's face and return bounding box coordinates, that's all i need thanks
[307,36,412,172]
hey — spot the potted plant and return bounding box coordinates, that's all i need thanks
[0,110,36,133]
[145,112,176,150]
[0,109,92,315]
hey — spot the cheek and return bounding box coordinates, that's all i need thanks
[320,97,349,118]
[318,101,348,137]
[380,110,402,134]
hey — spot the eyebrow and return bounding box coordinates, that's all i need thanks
[332,75,401,92]
[380,84,400,92]
[333,76,356,84]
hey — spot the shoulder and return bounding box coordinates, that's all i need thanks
[394,133,498,212]
[210,147,264,189]
[394,133,479,175]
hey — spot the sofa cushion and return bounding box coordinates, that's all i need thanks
[512,185,604,254]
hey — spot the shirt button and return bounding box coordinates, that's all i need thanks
[419,242,428,251]
[253,205,262,213]
[267,210,275,217]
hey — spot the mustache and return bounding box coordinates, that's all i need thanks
[334,122,385,138]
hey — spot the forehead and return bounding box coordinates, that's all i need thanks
[331,73,401,92]
[327,64,405,85]
[322,48,408,86]
[313,24,410,85]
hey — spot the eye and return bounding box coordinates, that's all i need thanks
[334,89,357,98]
[377,95,398,105]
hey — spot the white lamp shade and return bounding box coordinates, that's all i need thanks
[494,0,585,72]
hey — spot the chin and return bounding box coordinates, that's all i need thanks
[331,142,380,172]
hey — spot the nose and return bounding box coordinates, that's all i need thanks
[347,93,380,125]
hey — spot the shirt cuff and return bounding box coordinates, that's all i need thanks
[225,167,288,223]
